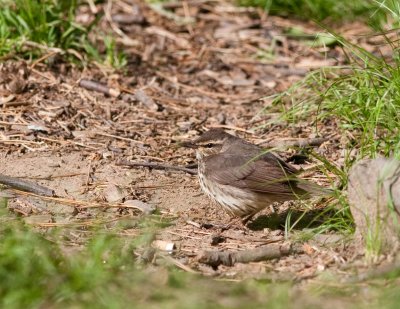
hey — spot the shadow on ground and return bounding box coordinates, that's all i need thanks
[247,208,339,231]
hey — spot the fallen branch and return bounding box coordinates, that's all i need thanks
[197,243,303,267]
[0,174,54,196]
[116,160,197,175]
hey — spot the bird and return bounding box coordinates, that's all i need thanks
[183,128,331,222]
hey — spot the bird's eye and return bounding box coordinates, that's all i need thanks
[205,143,214,148]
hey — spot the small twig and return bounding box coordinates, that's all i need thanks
[112,13,145,25]
[258,137,328,148]
[86,0,98,14]
[30,51,60,70]
[24,173,86,180]
[84,158,94,193]
[186,220,202,228]
[27,214,132,228]
[95,132,145,144]
[209,125,254,134]
[197,242,303,267]
[161,255,199,274]
[0,174,54,197]
[23,40,63,53]
[146,26,191,49]
[0,140,44,146]
[36,136,99,150]
[162,0,216,9]
[105,0,139,46]
[30,68,57,82]
[116,160,197,175]
[0,101,31,107]
[79,79,120,97]
[135,89,159,111]
[9,189,148,212]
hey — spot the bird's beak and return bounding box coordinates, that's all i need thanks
[181,140,198,148]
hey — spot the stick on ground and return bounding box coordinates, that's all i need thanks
[259,137,328,148]
[198,243,303,267]
[0,174,55,196]
[116,160,197,175]
[79,79,120,97]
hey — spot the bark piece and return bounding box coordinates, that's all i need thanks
[348,158,400,254]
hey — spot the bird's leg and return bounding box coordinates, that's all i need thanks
[241,213,256,225]
[200,215,254,232]
[221,216,247,232]
[199,217,245,231]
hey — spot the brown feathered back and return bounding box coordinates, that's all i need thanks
[186,129,331,217]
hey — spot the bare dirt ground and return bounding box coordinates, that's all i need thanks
[0,1,386,280]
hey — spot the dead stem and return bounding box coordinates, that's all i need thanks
[0,174,54,196]
[116,160,197,175]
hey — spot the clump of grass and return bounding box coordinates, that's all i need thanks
[0,0,89,57]
[274,45,400,161]
[238,0,395,25]
[267,3,400,236]
[0,0,126,68]
[87,35,128,69]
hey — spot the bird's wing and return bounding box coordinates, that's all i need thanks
[204,152,309,197]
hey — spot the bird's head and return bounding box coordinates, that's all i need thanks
[182,129,235,158]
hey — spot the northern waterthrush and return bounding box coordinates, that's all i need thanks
[184,129,331,220]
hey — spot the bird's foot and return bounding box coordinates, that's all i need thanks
[219,216,251,231]
[241,213,256,225]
